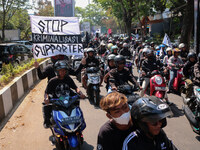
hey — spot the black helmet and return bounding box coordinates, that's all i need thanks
[131,96,172,134]
[114,55,126,66]
[187,52,196,59]
[54,60,69,75]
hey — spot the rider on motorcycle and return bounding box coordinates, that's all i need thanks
[140,48,163,97]
[179,43,188,63]
[163,47,173,66]
[123,97,177,150]
[119,43,131,57]
[167,48,184,93]
[183,52,197,98]
[110,45,119,55]
[109,55,140,91]
[104,54,116,92]
[44,60,86,128]
[81,48,101,89]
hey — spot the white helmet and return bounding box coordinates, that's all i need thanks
[179,43,185,49]
[155,46,160,50]
[166,47,172,52]
[142,48,152,54]
[123,43,129,48]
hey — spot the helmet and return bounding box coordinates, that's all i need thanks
[54,60,69,75]
[123,43,128,48]
[159,44,165,48]
[173,48,181,55]
[107,54,116,61]
[100,42,106,46]
[87,48,95,53]
[187,52,196,59]
[142,48,152,56]
[131,96,173,134]
[111,45,118,53]
[179,43,185,49]
[108,43,113,50]
[166,47,172,52]
[155,46,160,50]
[84,48,88,53]
[114,55,126,66]
[150,42,154,45]
[108,40,112,43]
[51,55,66,64]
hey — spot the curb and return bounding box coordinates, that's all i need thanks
[0,59,50,126]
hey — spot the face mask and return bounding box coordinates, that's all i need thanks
[112,111,130,125]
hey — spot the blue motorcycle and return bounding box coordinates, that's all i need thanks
[49,94,86,150]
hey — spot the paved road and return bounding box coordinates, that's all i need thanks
[0,69,200,150]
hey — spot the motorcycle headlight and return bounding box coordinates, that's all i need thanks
[155,76,163,85]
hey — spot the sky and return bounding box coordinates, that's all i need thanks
[28,0,93,14]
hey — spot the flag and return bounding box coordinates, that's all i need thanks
[162,33,172,48]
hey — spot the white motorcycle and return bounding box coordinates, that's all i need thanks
[86,67,101,106]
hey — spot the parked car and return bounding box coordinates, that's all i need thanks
[0,43,33,65]
[15,40,33,50]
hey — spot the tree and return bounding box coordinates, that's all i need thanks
[95,0,136,37]
[9,8,31,40]
[75,4,107,26]
[0,0,30,41]
[35,0,54,16]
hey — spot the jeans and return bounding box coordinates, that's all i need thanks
[140,78,150,97]
[168,70,177,90]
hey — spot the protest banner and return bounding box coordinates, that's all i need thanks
[30,16,83,59]
[162,33,173,48]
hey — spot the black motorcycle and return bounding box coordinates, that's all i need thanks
[71,55,83,82]
[117,83,140,105]
[183,86,200,135]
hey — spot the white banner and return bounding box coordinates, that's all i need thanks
[162,33,172,48]
[30,16,83,58]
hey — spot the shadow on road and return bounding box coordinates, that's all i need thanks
[82,141,94,150]
[195,136,200,142]
[52,141,94,150]
[169,104,184,118]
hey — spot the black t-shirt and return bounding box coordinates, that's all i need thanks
[97,121,136,150]
[109,68,136,88]
[46,76,77,98]
[85,57,100,68]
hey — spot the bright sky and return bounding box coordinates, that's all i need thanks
[28,0,93,14]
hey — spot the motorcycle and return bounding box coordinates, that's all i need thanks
[49,94,86,150]
[117,84,140,105]
[86,67,101,106]
[183,86,200,135]
[71,55,83,83]
[143,70,167,100]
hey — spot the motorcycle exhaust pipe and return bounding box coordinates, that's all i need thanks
[183,105,199,128]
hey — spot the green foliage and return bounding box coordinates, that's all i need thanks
[75,4,107,26]
[36,0,54,16]
[0,58,45,87]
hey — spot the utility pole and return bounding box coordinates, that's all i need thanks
[194,0,200,54]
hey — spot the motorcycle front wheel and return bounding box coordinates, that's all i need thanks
[93,90,100,106]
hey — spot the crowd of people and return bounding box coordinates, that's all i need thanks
[34,34,200,150]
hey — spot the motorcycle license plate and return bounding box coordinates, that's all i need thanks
[155,87,166,91]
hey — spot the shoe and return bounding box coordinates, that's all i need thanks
[43,120,51,129]
[166,101,173,106]
[167,90,172,93]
